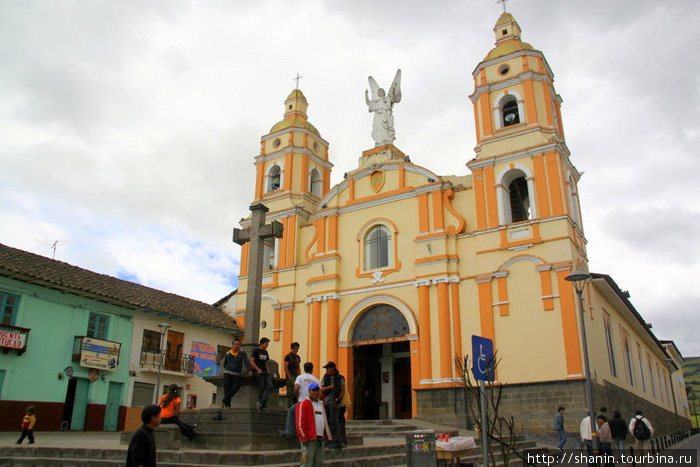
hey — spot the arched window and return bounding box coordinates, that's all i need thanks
[502,95,520,127]
[364,225,391,270]
[267,165,281,192]
[508,177,530,222]
[497,168,534,224]
[567,176,581,226]
[309,168,322,197]
[351,304,409,342]
[263,238,277,271]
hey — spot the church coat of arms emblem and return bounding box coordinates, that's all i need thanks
[370,170,385,192]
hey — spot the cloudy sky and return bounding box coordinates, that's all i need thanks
[1,1,698,355]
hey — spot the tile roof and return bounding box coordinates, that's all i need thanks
[0,243,241,332]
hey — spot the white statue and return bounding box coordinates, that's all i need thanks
[365,69,402,147]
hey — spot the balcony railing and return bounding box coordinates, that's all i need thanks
[140,350,194,374]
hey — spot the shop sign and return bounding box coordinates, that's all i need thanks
[0,324,30,354]
[79,337,121,371]
[190,341,219,376]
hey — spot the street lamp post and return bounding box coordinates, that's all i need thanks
[565,271,598,453]
[153,322,171,404]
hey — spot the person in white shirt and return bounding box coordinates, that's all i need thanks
[629,410,654,451]
[280,362,320,439]
[579,414,596,455]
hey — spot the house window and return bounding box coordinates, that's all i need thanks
[622,330,634,386]
[141,329,161,353]
[267,165,281,192]
[637,343,647,393]
[364,225,391,270]
[310,168,323,197]
[87,312,109,339]
[657,363,665,402]
[1,291,20,325]
[648,355,657,398]
[502,96,520,126]
[603,312,617,377]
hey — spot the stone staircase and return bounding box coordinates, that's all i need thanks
[0,419,552,466]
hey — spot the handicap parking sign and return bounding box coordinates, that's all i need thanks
[471,335,495,381]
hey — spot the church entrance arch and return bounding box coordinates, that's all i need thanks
[348,303,413,420]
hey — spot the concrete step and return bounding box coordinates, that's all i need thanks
[1,442,407,466]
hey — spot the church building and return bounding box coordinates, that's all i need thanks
[233,13,690,434]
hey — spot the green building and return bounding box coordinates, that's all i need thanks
[0,243,239,431]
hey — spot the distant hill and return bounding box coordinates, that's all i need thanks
[683,356,700,427]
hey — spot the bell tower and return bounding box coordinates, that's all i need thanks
[238,89,332,294]
[253,89,332,213]
[468,12,583,238]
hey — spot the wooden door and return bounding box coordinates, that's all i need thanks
[165,330,184,371]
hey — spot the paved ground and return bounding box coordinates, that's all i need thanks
[0,431,125,450]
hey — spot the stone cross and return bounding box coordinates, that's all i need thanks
[293,73,303,90]
[233,204,283,345]
[497,0,509,13]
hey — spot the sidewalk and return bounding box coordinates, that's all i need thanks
[0,431,125,450]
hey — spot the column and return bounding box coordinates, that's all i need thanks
[417,281,432,382]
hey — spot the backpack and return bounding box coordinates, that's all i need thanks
[633,417,651,440]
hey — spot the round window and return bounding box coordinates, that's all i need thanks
[498,64,510,75]
[260,320,267,329]
[273,138,281,148]
[313,142,320,152]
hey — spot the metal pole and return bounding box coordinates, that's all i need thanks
[480,380,489,467]
[153,324,170,404]
[576,288,598,453]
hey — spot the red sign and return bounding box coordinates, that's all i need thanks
[0,329,27,350]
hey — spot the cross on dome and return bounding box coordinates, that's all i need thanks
[293,73,303,90]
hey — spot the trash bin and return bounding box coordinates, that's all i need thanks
[379,401,389,419]
[406,430,437,467]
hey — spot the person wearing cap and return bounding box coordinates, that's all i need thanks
[321,361,345,449]
[295,383,331,466]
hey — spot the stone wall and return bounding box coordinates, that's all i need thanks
[415,378,690,441]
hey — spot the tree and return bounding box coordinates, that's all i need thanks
[455,353,522,467]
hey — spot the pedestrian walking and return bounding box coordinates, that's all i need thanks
[629,410,654,451]
[554,406,566,450]
[597,415,614,467]
[126,404,161,467]
[15,405,37,445]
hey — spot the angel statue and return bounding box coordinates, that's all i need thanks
[365,69,402,147]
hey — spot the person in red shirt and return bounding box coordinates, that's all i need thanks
[295,383,331,466]
[159,384,196,440]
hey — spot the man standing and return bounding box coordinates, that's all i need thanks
[579,413,594,456]
[126,404,161,467]
[250,337,273,410]
[629,410,654,451]
[321,361,345,449]
[219,338,252,408]
[554,406,566,450]
[281,362,321,439]
[284,342,301,407]
[608,410,628,454]
[296,383,331,467]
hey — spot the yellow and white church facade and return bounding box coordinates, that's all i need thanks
[233,13,690,434]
